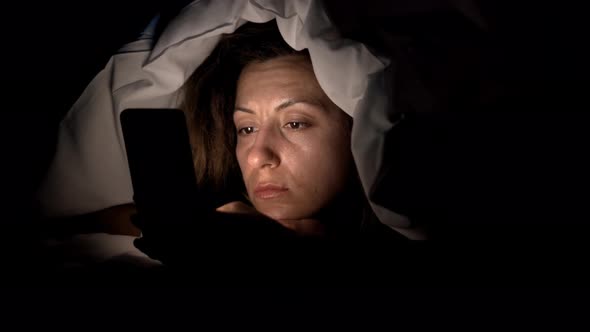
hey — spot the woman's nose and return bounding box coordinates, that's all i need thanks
[247,128,280,169]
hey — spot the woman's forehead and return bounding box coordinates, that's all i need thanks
[236,56,328,103]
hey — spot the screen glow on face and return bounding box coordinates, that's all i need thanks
[234,55,352,224]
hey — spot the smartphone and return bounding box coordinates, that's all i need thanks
[120,108,203,221]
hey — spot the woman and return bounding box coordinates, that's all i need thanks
[180,22,379,239]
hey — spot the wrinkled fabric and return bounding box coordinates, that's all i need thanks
[43,233,162,268]
[38,0,414,235]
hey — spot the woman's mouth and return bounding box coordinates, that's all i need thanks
[254,183,289,199]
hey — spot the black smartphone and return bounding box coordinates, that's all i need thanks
[120,108,203,221]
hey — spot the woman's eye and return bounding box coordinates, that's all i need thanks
[284,122,309,130]
[238,127,256,135]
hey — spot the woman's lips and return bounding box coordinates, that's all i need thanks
[254,183,288,199]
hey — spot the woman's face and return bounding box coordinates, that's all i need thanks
[234,55,352,225]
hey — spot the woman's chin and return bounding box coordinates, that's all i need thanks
[256,208,298,222]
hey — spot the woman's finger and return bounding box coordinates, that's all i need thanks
[216,201,257,214]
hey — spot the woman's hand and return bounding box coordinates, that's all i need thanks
[132,201,299,265]
[44,204,141,238]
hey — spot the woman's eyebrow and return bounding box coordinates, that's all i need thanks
[234,98,326,114]
[275,98,325,112]
[234,107,255,114]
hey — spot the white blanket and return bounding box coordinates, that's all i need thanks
[44,233,162,268]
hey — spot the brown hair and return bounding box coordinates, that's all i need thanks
[179,21,307,198]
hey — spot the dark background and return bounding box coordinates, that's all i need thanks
[1,0,589,275]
